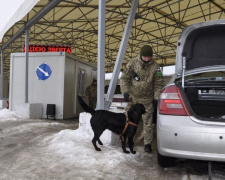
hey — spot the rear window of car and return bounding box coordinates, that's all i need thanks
[104,85,121,94]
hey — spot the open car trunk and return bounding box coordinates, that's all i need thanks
[177,76,225,120]
[185,87,225,119]
[174,21,225,121]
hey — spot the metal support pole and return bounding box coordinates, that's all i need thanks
[182,56,186,88]
[208,161,212,180]
[104,0,139,110]
[25,27,29,103]
[0,49,4,100]
[96,0,106,110]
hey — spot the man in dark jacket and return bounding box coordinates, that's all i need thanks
[85,79,97,109]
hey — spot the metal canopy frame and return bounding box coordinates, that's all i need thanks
[0,0,225,100]
[105,0,139,110]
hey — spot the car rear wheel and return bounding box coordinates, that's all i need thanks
[157,151,176,167]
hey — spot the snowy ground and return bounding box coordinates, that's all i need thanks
[0,108,225,180]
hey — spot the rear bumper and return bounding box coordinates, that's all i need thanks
[157,114,225,162]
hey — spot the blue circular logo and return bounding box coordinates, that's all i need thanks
[36,63,52,81]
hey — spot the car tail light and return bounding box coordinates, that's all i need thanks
[159,85,189,116]
[112,98,124,102]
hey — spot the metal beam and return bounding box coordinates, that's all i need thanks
[211,1,225,12]
[96,0,106,110]
[2,0,61,50]
[25,28,29,103]
[0,49,4,100]
[104,0,139,110]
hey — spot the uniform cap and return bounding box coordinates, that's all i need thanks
[93,78,97,82]
[140,45,153,57]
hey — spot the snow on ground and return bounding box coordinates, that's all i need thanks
[0,108,225,180]
[0,108,18,120]
[46,129,143,179]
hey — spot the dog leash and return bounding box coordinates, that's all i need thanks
[120,113,138,142]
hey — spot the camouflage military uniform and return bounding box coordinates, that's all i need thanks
[120,54,163,145]
[85,81,97,109]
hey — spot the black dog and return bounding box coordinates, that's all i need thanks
[77,95,145,154]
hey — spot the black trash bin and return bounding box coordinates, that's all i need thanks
[46,104,56,119]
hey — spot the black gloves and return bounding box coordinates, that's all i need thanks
[153,99,158,107]
[153,99,158,124]
[123,92,129,102]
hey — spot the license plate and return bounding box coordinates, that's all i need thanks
[111,102,121,107]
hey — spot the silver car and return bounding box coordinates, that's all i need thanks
[157,19,225,167]
[104,85,127,111]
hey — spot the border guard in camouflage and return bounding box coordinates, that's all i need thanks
[120,45,163,153]
[85,79,97,109]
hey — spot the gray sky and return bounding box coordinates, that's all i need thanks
[0,0,39,41]
[0,0,23,28]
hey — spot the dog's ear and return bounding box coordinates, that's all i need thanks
[129,104,145,114]
[129,104,135,112]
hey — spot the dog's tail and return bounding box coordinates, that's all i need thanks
[77,95,96,115]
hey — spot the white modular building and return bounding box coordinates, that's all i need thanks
[9,52,96,119]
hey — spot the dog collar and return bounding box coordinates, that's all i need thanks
[125,113,138,127]
[120,113,138,142]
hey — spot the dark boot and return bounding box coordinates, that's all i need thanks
[144,144,152,153]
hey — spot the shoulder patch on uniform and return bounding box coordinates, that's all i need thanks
[157,69,163,77]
